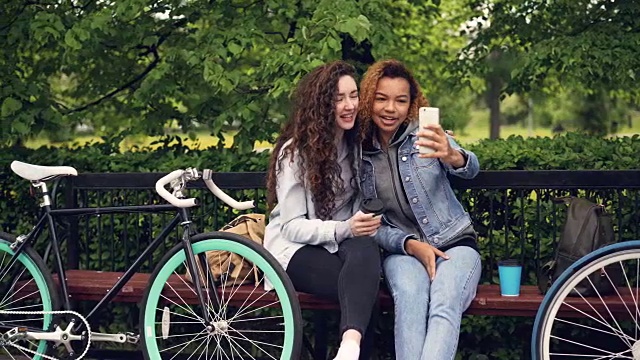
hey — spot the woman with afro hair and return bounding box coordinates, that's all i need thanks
[358,59,482,360]
[264,60,381,360]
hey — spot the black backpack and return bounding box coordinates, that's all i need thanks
[538,196,618,296]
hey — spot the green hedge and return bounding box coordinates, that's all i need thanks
[1,132,639,359]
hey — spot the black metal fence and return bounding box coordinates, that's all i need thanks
[56,170,640,286]
[40,169,640,358]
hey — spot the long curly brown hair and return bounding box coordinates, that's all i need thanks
[266,60,360,220]
[358,59,429,142]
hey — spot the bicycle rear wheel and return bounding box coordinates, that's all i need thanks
[532,240,640,360]
[0,232,59,359]
[141,231,302,360]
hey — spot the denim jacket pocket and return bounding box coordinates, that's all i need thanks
[359,158,376,198]
[408,148,439,169]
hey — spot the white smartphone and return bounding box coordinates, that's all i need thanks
[418,107,439,154]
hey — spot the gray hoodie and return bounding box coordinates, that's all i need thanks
[362,122,423,238]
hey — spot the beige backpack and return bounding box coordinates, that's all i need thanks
[185,213,265,285]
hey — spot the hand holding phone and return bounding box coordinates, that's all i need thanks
[418,107,440,154]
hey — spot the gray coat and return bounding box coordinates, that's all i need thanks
[263,138,359,276]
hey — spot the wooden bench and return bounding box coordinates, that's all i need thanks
[55,169,640,359]
[59,270,523,312]
[55,270,632,318]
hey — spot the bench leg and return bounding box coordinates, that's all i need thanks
[313,311,329,360]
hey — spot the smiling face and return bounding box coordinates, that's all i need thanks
[334,75,359,132]
[372,76,411,146]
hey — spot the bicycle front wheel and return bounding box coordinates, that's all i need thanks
[141,231,302,360]
[0,232,59,360]
[532,240,640,360]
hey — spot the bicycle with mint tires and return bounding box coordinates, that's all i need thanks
[532,240,640,359]
[0,161,302,359]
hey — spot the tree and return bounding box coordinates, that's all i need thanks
[459,0,640,99]
[1,0,486,149]
[0,0,383,149]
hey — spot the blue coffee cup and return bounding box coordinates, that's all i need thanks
[498,259,522,296]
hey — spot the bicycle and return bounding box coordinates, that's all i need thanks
[532,240,640,359]
[1,161,302,359]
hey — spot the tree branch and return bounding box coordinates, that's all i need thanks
[229,0,262,9]
[65,50,160,114]
[0,4,28,32]
[287,21,297,41]
[264,31,287,43]
[234,86,272,95]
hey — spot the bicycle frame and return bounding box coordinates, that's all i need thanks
[1,195,221,327]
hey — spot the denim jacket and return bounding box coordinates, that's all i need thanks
[362,127,480,254]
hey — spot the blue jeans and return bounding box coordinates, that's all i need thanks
[384,246,481,360]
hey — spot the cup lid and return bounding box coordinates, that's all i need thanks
[361,198,384,214]
[498,259,520,266]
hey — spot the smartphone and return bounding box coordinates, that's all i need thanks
[418,107,439,154]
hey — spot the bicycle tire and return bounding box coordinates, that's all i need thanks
[532,240,640,360]
[140,231,302,360]
[0,232,59,359]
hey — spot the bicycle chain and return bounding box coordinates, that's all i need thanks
[0,309,91,360]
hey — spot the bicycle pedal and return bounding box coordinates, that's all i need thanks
[1,327,27,342]
[126,332,140,344]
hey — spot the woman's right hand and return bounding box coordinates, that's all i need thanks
[349,211,382,236]
[404,239,449,280]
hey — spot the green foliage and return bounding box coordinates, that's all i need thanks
[459,0,640,100]
[500,94,529,126]
[467,132,640,170]
[0,0,494,147]
[0,0,387,147]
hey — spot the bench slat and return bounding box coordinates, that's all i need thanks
[46,270,632,318]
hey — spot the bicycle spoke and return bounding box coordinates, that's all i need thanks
[225,334,258,360]
[555,317,635,342]
[605,261,640,335]
[159,330,209,340]
[197,336,212,360]
[0,267,28,306]
[230,314,284,323]
[0,241,54,359]
[583,275,633,348]
[539,247,640,360]
[143,238,300,359]
[550,334,632,357]
[232,300,284,322]
[0,269,31,306]
[225,333,279,359]
[561,300,631,343]
[159,294,204,323]
[156,305,203,323]
[159,330,208,354]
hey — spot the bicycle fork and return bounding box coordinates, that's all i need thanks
[180,212,226,337]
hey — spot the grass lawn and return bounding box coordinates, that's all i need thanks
[25,110,640,151]
[454,109,640,145]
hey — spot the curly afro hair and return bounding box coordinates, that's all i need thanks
[358,59,429,142]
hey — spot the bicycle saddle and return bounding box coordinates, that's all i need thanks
[11,160,78,181]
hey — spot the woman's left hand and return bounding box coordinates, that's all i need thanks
[414,124,465,167]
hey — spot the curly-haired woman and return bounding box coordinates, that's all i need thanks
[358,59,482,360]
[264,60,382,360]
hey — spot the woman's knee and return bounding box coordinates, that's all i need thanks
[430,248,482,313]
[340,237,381,269]
[384,255,429,300]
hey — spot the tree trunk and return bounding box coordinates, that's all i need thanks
[487,75,502,140]
[486,49,503,140]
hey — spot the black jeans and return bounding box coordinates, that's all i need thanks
[287,237,381,359]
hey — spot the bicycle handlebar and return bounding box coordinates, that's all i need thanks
[202,169,254,210]
[155,170,198,208]
[155,169,255,210]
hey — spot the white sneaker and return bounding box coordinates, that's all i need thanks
[332,339,360,360]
